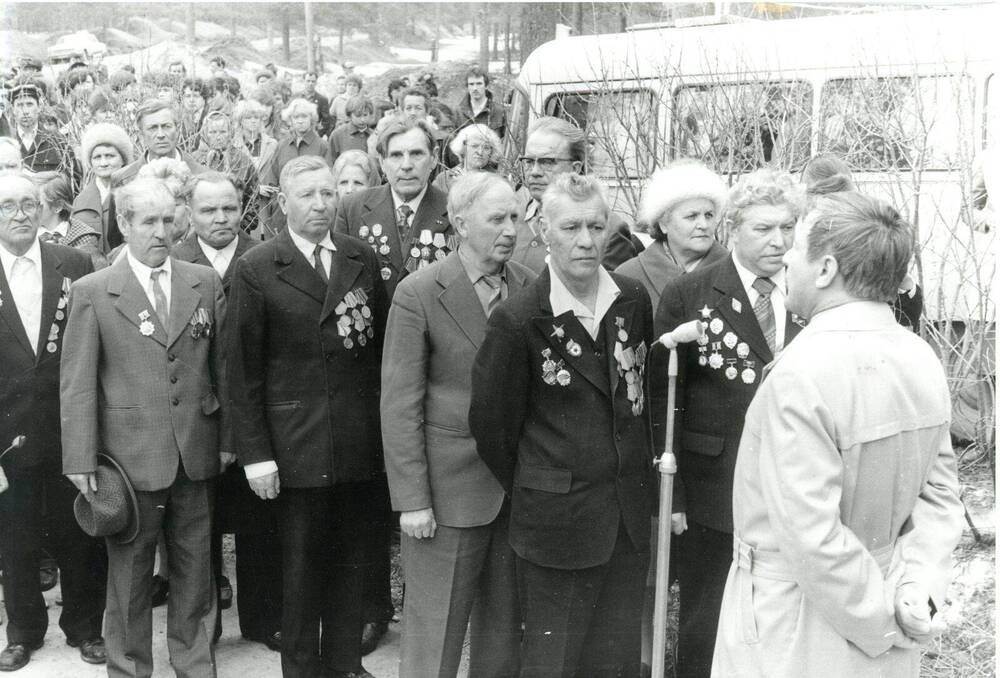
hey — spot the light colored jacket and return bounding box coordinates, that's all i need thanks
[712,301,963,678]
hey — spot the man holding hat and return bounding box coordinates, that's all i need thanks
[0,173,106,671]
[61,177,229,678]
[8,80,81,191]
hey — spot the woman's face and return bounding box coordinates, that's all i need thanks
[240,114,263,136]
[336,165,369,200]
[660,197,717,259]
[39,196,60,226]
[463,136,492,170]
[90,144,124,179]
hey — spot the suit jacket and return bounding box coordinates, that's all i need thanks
[469,268,656,570]
[714,302,962,675]
[171,232,257,294]
[16,128,82,191]
[0,243,93,473]
[615,239,728,311]
[334,183,453,299]
[116,151,209,186]
[61,256,228,491]
[381,251,536,527]
[70,179,115,253]
[227,229,389,488]
[654,255,802,533]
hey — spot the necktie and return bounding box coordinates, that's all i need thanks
[211,250,227,279]
[480,274,503,317]
[38,231,62,244]
[396,204,413,237]
[150,268,169,332]
[313,244,329,285]
[10,257,38,354]
[752,276,776,353]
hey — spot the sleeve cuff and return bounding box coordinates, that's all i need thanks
[244,460,278,479]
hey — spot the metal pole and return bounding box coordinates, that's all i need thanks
[651,349,679,678]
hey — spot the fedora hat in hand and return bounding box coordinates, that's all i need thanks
[73,453,140,545]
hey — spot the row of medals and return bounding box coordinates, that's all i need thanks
[540,348,571,386]
[335,289,374,349]
[698,317,757,384]
[45,292,69,353]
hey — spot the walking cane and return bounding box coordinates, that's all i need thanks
[650,347,678,678]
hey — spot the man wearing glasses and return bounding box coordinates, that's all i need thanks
[514,116,643,274]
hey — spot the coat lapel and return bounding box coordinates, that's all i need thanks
[712,258,772,363]
[167,262,201,348]
[108,257,167,347]
[411,186,450,235]
[0,258,34,357]
[362,186,401,270]
[602,295,638,398]
[436,252,487,349]
[273,230,327,305]
[320,247,363,324]
[36,244,64,361]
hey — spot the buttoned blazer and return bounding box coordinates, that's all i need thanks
[381,251,536,527]
[654,255,802,533]
[171,233,257,294]
[60,256,228,491]
[469,268,656,569]
[227,229,389,488]
[333,183,452,299]
[0,243,92,472]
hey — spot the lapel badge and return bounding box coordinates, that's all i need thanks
[709,317,723,335]
[736,342,750,359]
[696,333,709,346]
[725,359,738,380]
[48,322,59,342]
[359,225,370,238]
[731,298,742,314]
[409,246,421,259]
[432,232,446,248]
[550,324,565,339]
[566,338,582,357]
[723,331,737,350]
[698,355,708,366]
[741,367,756,384]
[615,316,628,343]
[708,352,724,369]
[792,313,807,327]
[699,305,712,319]
[372,224,383,237]
[556,368,572,386]
[138,310,155,337]
[46,341,57,353]
[380,266,393,281]
[379,245,391,256]
[419,229,433,245]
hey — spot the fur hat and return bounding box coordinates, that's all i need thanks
[80,122,135,172]
[638,160,728,230]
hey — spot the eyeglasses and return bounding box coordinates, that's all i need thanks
[0,199,39,218]
[517,155,575,170]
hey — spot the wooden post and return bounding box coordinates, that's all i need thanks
[304,1,315,72]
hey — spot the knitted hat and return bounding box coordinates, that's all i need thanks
[638,160,728,230]
[80,122,135,172]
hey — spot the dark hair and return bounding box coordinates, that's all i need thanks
[400,87,428,104]
[121,64,136,75]
[345,74,363,90]
[376,118,435,158]
[39,173,74,222]
[189,170,243,198]
[109,70,136,92]
[304,70,318,79]
[181,78,211,99]
[387,78,406,98]
[60,68,94,97]
[465,65,490,88]
[345,95,373,118]
[209,56,226,68]
[802,153,855,196]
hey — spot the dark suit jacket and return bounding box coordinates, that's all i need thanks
[170,232,257,294]
[654,255,802,534]
[381,251,535,528]
[333,183,452,299]
[0,243,93,473]
[469,268,656,570]
[16,128,82,191]
[227,229,389,488]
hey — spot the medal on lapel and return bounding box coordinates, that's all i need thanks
[138,310,155,337]
[565,338,582,357]
[551,324,565,339]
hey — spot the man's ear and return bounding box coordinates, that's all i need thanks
[277,192,288,217]
[571,160,584,175]
[452,214,468,239]
[815,254,838,289]
[116,214,129,240]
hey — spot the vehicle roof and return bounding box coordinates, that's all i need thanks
[518,6,996,87]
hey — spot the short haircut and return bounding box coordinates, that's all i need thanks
[805,191,913,302]
[38,173,74,220]
[345,95,374,117]
[802,153,856,196]
[449,124,502,163]
[465,64,490,87]
[134,98,176,128]
[331,150,379,188]
[137,157,194,201]
[400,87,427,104]
[447,171,511,227]
[114,178,174,224]
[60,68,93,97]
[279,155,330,192]
[181,77,210,99]
[231,99,269,126]
[528,116,587,165]
[541,173,609,224]
[723,168,805,232]
[375,118,435,158]
[345,74,363,90]
[387,78,406,98]
[108,70,136,92]
[281,97,318,124]
[189,170,242,200]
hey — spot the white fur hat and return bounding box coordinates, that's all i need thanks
[638,159,728,228]
[80,123,135,173]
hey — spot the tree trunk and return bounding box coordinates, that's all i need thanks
[504,9,512,74]
[520,4,559,63]
[304,1,315,72]
[479,7,490,70]
[281,5,291,62]
[619,2,628,32]
[573,2,584,35]
[431,3,441,63]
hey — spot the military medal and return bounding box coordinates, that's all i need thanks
[551,324,565,339]
[46,342,57,353]
[723,332,737,349]
[379,245,390,255]
[556,369,571,386]
[421,246,431,259]
[697,333,709,346]
[725,365,738,380]
[359,225,370,238]
[344,337,354,349]
[432,232,446,248]
[709,318,723,335]
[615,316,628,343]
[731,298,742,313]
[566,339,582,357]
[741,368,756,384]
[55,310,64,320]
[708,352,723,369]
[736,342,750,359]
[699,305,712,319]
[418,229,432,245]
[698,355,708,366]
[138,310,154,336]
[361,306,372,318]
[381,267,392,280]
[410,247,421,259]
[435,250,446,261]
[372,224,383,237]
[358,334,367,347]
[57,296,66,310]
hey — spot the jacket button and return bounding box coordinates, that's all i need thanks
[170,376,178,384]
[168,354,176,362]
[171,397,179,406]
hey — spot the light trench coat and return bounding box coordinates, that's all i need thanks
[712,302,963,678]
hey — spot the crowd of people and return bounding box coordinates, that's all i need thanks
[0,49,965,678]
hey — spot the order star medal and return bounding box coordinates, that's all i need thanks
[566,338,582,357]
[708,352,724,369]
[709,317,724,335]
[138,310,155,336]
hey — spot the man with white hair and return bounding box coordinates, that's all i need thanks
[712,191,963,677]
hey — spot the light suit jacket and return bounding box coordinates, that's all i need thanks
[380,250,535,527]
[713,302,963,678]
[61,256,229,491]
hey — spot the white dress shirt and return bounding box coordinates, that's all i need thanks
[548,263,621,340]
[731,252,787,351]
[17,125,37,152]
[197,236,239,279]
[390,185,428,230]
[39,221,69,240]
[127,251,172,312]
[0,237,43,353]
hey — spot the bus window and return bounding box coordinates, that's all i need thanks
[818,75,973,172]
[671,81,813,174]
[544,89,657,180]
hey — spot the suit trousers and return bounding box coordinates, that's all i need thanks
[104,464,217,678]
[0,465,107,645]
[674,521,732,678]
[359,474,394,624]
[279,485,367,677]
[399,505,520,678]
[516,524,647,678]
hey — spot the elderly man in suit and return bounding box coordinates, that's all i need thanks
[470,173,656,677]
[171,172,281,650]
[712,191,963,677]
[116,99,209,186]
[382,172,534,678]
[227,155,388,678]
[0,174,105,672]
[655,169,806,678]
[61,177,229,678]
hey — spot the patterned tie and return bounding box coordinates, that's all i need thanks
[480,274,503,317]
[752,276,776,353]
[396,204,413,237]
[150,268,170,332]
[313,244,329,285]
[38,231,62,244]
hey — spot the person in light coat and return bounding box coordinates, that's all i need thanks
[711,191,963,678]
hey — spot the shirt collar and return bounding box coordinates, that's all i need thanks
[127,250,172,289]
[459,248,506,286]
[548,263,621,326]
[391,185,428,215]
[0,236,41,273]
[197,235,239,262]
[41,221,69,237]
[287,227,336,262]
[731,252,785,297]
[145,148,183,163]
